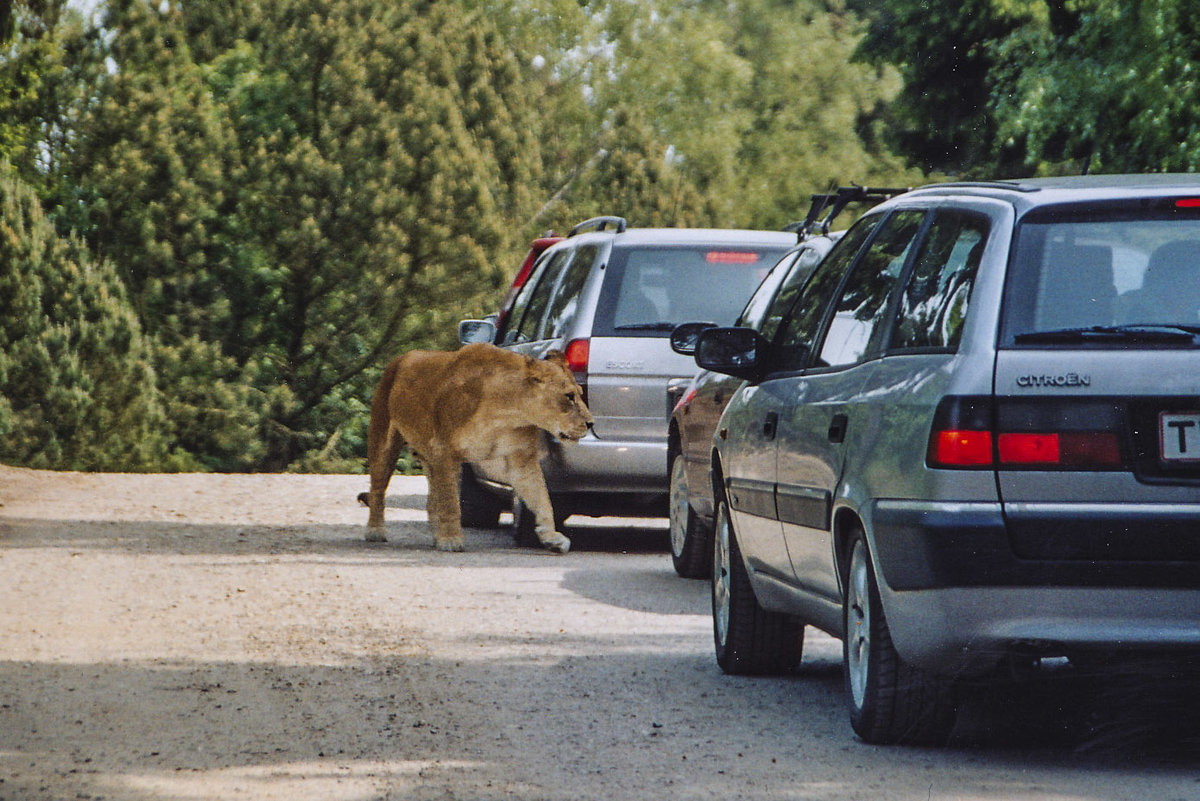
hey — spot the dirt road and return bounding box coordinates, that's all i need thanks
[1,465,1197,800]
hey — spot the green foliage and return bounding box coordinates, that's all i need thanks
[850,0,1038,176]
[1,0,928,473]
[994,0,1200,173]
[25,0,549,471]
[852,0,1200,177]
[0,168,169,470]
[530,0,918,230]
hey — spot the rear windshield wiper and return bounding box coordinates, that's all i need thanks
[614,322,678,332]
[1014,325,1200,344]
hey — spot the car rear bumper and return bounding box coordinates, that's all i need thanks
[542,433,668,494]
[470,432,669,508]
[883,584,1200,675]
[870,499,1200,590]
[868,498,1200,674]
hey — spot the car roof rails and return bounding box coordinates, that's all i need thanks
[569,216,628,237]
[784,185,910,239]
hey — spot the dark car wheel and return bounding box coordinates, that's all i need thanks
[669,452,711,578]
[712,499,804,675]
[843,531,957,745]
[459,465,505,528]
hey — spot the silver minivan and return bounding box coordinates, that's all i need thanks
[695,175,1200,744]
[460,216,796,540]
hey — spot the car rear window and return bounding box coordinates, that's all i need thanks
[1001,199,1200,345]
[591,244,789,337]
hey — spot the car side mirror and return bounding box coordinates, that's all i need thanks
[458,318,497,344]
[694,327,765,381]
[669,321,717,356]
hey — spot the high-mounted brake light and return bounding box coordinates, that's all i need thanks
[1177,199,1200,208]
[705,251,760,264]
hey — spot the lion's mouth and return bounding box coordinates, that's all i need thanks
[557,423,592,443]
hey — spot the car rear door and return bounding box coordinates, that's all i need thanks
[722,226,880,583]
[773,211,927,603]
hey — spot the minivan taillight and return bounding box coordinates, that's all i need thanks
[564,338,589,404]
[927,396,1127,470]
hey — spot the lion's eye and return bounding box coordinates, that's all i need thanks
[565,392,576,403]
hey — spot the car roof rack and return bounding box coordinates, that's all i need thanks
[569,216,628,237]
[784,185,910,239]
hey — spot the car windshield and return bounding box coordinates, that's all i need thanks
[593,245,784,336]
[1002,202,1200,345]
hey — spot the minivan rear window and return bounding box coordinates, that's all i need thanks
[592,245,786,337]
[1002,201,1200,345]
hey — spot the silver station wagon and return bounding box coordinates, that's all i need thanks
[694,175,1200,744]
[460,217,796,540]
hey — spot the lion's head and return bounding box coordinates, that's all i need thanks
[523,352,593,442]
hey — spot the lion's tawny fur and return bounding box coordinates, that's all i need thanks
[364,343,592,552]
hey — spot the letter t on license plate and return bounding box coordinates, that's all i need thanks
[1160,412,1200,462]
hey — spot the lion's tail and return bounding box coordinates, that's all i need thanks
[366,356,403,469]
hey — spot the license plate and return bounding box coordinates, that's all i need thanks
[1159,412,1200,461]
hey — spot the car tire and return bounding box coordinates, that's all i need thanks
[843,532,957,745]
[712,499,804,675]
[459,465,504,528]
[669,452,711,578]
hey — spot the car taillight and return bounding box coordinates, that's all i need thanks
[927,397,1126,470]
[564,338,589,404]
[932,430,993,466]
[998,432,1122,466]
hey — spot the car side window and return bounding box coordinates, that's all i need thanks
[754,245,827,341]
[816,210,926,368]
[736,251,801,330]
[542,245,597,341]
[513,249,573,343]
[890,210,989,351]
[500,251,555,344]
[769,216,881,373]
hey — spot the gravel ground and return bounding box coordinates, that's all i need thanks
[1,464,1198,801]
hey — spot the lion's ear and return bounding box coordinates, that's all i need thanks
[523,355,546,384]
[543,350,566,365]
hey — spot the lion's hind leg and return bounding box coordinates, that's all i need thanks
[366,426,406,542]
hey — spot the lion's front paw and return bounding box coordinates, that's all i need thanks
[435,536,466,552]
[365,528,388,543]
[540,532,571,554]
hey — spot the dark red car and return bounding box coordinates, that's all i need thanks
[496,235,562,330]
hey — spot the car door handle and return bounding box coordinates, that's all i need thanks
[828,413,848,443]
[763,411,779,440]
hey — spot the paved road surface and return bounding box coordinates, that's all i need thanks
[0,466,1197,800]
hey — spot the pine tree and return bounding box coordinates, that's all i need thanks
[0,168,169,470]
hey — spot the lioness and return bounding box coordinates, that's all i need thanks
[363,343,592,553]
